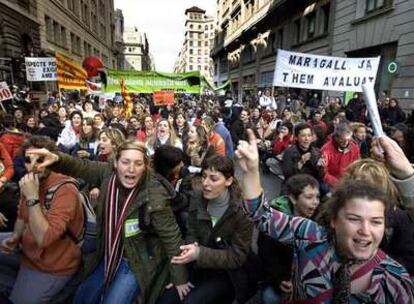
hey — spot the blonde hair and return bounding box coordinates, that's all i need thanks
[99,128,125,150]
[115,140,149,165]
[350,122,367,133]
[344,158,400,206]
[146,119,180,148]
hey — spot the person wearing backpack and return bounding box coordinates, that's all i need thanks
[0,135,84,303]
[25,140,191,304]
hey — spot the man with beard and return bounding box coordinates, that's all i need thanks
[0,135,84,303]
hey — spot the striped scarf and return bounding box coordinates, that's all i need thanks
[104,174,139,287]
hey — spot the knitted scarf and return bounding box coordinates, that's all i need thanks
[332,244,369,304]
[104,174,139,287]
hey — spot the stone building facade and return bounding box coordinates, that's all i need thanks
[331,0,414,108]
[174,6,215,82]
[113,8,125,70]
[212,0,414,108]
[0,0,42,85]
[38,0,117,68]
[212,0,332,100]
[0,0,120,87]
[123,26,151,71]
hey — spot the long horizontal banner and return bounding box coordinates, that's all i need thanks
[104,70,201,94]
[25,57,57,81]
[273,49,380,92]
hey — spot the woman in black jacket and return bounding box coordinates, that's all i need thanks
[281,123,324,182]
[158,155,256,304]
[382,98,406,127]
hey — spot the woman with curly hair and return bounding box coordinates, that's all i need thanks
[72,117,99,160]
[173,112,188,139]
[97,128,125,162]
[184,124,215,167]
[145,119,182,156]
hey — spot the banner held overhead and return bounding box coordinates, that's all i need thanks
[25,57,57,81]
[104,70,201,94]
[153,91,175,106]
[273,49,380,92]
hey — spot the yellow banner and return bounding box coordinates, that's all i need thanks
[56,52,87,90]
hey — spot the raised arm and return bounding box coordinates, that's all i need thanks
[234,129,262,200]
[236,130,327,245]
[26,148,111,187]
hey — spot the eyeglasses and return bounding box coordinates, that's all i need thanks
[24,156,45,164]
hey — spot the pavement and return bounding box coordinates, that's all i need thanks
[260,167,283,200]
[233,166,282,304]
[234,162,283,201]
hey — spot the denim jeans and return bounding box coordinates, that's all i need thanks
[0,232,72,304]
[73,258,140,304]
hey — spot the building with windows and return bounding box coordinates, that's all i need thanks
[113,8,125,69]
[37,0,117,69]
[212,0,414,108]
[0,0,42,85]
[212,0,332,100]
[122,26,151,71]
[331,0,414,108]
[173,6,215,82]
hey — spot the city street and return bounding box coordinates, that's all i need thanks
[0,0,413,302]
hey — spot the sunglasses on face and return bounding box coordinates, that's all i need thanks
[24,156,45,164]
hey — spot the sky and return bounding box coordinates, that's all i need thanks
[114,0,216,72]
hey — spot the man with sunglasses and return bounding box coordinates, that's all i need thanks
[0,135,84,303]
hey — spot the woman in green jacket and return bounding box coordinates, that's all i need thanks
[26,140,191,304]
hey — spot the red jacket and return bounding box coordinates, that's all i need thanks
[321,138,360,187]
[0,142,14,181]
[208,132,226,156]
[308,120,328,132]
[272,135,291,155]
[0,130,27,159]
[19,173,83,275]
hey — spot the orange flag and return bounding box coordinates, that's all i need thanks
[56,52,87,90]
[120,77,133,117]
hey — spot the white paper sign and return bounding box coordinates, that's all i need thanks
[0,82,12,102]
[273,49,380,92]
[25,57,57,81]
[362,84,384,137]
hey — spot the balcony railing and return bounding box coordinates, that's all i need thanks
[224,0,274,47]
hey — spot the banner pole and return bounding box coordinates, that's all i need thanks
[0,101,6,112]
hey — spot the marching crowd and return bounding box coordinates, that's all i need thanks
[0,87,413,303]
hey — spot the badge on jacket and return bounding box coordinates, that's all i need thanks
[125,219,140,238]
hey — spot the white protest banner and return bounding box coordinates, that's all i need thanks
[0,82,12,102]
[273,49,380,92]
[25,57,57,81]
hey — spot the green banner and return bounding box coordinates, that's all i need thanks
[104,70,201,94]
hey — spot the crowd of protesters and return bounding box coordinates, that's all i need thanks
[0,86,413,303]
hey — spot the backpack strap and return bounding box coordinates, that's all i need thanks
[289,250,386,304]
[44,181,78,210]
[44,180,82,244]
